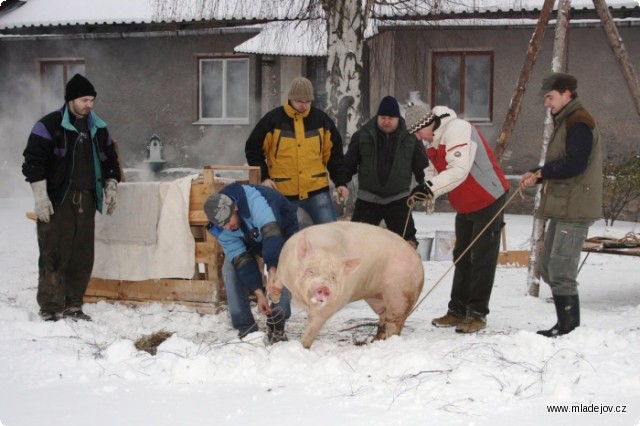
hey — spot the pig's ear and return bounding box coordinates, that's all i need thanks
[296,234,314,260]
[342,258,362,275]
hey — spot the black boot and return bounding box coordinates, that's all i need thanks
[537,295,580,337]
[267,316,288,344]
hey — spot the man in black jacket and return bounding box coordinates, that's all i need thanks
[343,96,428,247]
[22,74,121,322]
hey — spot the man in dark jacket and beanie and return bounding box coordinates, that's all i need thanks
[520,72,602,337]
[343,95,428,247]
[205,183,298,343]
[22,73,121,322]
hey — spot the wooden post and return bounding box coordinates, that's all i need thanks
[591,0,640,117]
[494,0,555,163]
[526,0,572,297]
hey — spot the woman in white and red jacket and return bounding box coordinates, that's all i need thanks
[406,104,509,333]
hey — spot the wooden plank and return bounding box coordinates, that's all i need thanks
[204,165,261,185]
[82,297,221,315]
[498,251,530,267]
[86,278,216,303]
[497,228,529,267]
[85,278,119,298]
[189,210,209,226]
[118,279,215,303]
[189,181,213,212]
[113,140,126,182]
[195,241,218,264]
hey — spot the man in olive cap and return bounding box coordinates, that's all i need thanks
[520,72,602,337]
[205,183,298,343]
[245,76,349,226]
[22,73,121,322]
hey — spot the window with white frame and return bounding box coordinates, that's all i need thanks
[198,57,249,124]
[39,59,85,114]
[431,51,493,123]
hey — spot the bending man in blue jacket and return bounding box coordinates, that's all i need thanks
[205,183,298,343]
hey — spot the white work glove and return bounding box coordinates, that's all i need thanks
[104,179,118,215]
[30,180,54,222]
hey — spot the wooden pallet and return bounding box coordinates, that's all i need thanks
[84,165,260,312]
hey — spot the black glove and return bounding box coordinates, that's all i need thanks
[410,181,434,197]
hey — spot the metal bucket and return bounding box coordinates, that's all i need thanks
[417,237,433,261]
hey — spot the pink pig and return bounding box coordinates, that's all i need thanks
[271,221,424,348]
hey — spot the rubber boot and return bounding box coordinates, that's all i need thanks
[537,295,580,337]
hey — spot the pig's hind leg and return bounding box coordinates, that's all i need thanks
[376,258,423,340]
[377,285,415,340]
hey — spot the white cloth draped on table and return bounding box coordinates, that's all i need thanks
[92,174,199,280]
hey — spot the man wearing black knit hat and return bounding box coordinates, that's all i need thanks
[342,95,428,247]
[22,73,121,322]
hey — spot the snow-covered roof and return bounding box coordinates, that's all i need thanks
[0,0,155,29]
[1,0,638,56]
[234,19,326,57]
[373,0,639,18]
[0,0,314,30]
[149,0,314,22]
[1,0,637,31]
[233,0,639,57]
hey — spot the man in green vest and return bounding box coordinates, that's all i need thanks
[520,72,602,337]
[343,96,428,247]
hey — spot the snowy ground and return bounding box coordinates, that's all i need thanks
[1,193,640,426]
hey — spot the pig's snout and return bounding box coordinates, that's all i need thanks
[310,286,331,305]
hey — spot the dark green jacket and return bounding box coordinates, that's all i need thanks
[540,99,602,221]
[349,117,425,197]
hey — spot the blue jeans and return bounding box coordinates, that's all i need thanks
[540,219,592,296]
[222,258,291,336]
[289,190,337,225]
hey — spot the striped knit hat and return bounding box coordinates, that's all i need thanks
[405,102,436,134]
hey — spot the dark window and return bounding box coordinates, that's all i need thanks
[198,57,249,124]
[432,51,493,123]
[39,59,85,113]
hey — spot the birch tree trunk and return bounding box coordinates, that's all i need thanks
[322,0,366,147]
[591,0,640,117]
[526,0,572,297]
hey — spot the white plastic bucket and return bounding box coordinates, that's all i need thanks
[434,230,456,261]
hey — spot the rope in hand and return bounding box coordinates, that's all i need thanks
[404,187,524,318]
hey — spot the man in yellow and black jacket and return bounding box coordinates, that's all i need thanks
[245,77,349,224]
